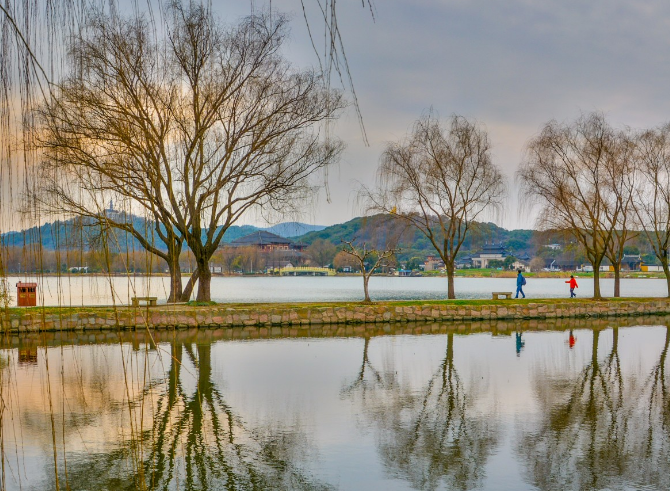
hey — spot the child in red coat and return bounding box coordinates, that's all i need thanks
[566,275,578,298]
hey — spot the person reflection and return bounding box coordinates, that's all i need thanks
[515,332,525,356]
[343,332,500,490]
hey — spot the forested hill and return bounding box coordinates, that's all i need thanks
[294,215,536,259]
[1,217,325,251]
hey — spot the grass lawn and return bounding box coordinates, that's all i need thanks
[5,295,668,317]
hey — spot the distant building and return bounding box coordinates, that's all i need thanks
[543,243,562,250]
[549,258,582,272]
[424,255,445,271]
[103,200,126,222]
[601,254,642,272]
[230,231,306,270]
[470,242,507,269]
[230,231,305,251]
[642,265,664,272]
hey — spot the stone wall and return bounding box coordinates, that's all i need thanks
[3,314,668,348]
[2,299,670,333]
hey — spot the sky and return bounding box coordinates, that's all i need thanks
[224,0,670,230]
[5,0,670,232]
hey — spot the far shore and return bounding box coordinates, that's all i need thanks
[4,270,669,279]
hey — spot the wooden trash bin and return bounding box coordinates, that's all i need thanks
[16,282,37,307]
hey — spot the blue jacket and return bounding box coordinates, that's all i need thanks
[517,273,525,287]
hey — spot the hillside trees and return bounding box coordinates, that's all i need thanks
[306,239,338,267]
[38,3,344,302]
[369,113,506,299]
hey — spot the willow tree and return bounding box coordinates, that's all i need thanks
[633,124,670,297]
[518,113,628,299]
[38,2,345,302]
[369,113,506,299]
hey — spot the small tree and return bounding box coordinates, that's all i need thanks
[503,256,517,270]
[529,257,545,272]
[341,240,399,303]
[333,251,359,272]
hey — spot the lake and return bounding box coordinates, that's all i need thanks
[1,319,668,490]
[6,275,670,306]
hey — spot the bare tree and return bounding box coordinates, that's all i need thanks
[368,113,506,299]
[341,239,398,303]
[603,132,637,297]
[38,3,345,302]
[518,113,627,299]
[633,124,670,297]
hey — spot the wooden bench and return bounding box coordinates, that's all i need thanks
[492,292,513,300]
[131,296,158,307]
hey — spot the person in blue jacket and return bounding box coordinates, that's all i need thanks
[516,269,526,298]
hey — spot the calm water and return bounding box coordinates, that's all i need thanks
[7,275,670,305]
[1,318,669,490]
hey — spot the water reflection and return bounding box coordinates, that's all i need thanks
[343,333,500,490]
[517,326,670,491]
[0,317,669,490]
[25,342,332,491]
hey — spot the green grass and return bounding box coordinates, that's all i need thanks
[4,296,669,317]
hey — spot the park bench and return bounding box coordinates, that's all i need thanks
[131,296,158,307]
[492,292,513,300]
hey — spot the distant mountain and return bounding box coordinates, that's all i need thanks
[1,217,324,251]
[263,222,325,237]
[294,215,537,260]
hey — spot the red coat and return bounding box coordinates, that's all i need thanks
[566,278,578,289]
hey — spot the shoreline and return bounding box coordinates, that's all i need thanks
[3,297,670,333]
[3,271,668,279]
[3,314,668,348]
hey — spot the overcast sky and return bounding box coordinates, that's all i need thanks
[7,0,670,232]
[215,0,670,230]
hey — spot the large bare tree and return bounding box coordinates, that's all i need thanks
[368,113,506,299]
[518,113,628,299]
[633,124,670,297]
[38,3,345,302]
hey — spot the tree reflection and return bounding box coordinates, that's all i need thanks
[49,342,332,491]
[516,328,631,490]
[626,325,670,489]
[344,333,500,491]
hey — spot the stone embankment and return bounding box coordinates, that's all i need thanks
[2,298,670,333]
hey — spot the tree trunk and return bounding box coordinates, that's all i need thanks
[168,342,182,406]
[613,264,620,298]
[363,274,371,303]
[592,260,602,299]
[180,269,199,303]
[446,261,455,299]
[663,260,670,298]
[166,254,183,303]
[196,262,212,302]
